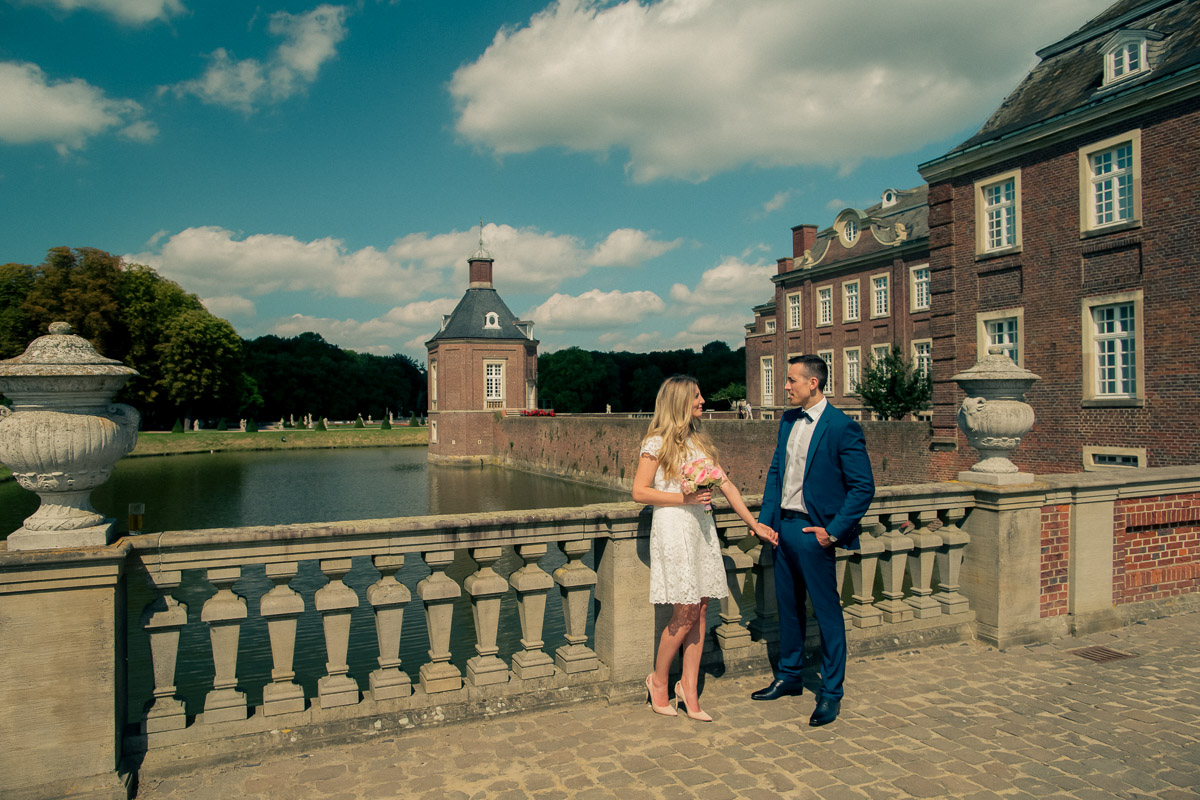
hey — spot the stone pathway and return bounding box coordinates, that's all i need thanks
[134,612,1200,799]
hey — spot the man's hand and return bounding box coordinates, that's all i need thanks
[753,522,779,547]
[805,525,836,548]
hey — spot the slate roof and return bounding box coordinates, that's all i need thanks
[948,0,1200,154]
[426,287,537,345]
[792,185,928,271]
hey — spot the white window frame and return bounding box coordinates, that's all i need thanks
[1082,290,1143,405]
[1104,36,1148,86]
[429,359,438,410]
[976,308,1024,366]
[840,217,860,247]
[484,311,500,329]
[429,419,438,444]
[760,356,774,407]
[911,339,932,378]
[871,344,891,376]
[843,347,861,396]
[843,280,860,323]
[1079,130,1141,235]
[974,169,1022,256]
[786,291,802,330]
[1084,445,1146,471]
[909,265,930,312]
[870,273,890,319]
[484,360,505,409]
[817,349,835,396]
[765,319,777,334]
[817,285,833,327]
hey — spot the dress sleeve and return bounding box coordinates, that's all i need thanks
[640,435,662,459]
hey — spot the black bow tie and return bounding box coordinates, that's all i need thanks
[799,410,812,423]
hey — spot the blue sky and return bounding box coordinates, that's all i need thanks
[1,0,1113,362]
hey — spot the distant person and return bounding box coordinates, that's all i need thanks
[753,355,874,727]
[633,375,774,721]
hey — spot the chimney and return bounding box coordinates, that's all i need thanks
[468,255,494,288]
[791,224,817,259]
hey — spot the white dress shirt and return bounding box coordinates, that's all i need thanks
[780,398,827,514]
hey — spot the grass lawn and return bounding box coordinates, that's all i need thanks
[0,426,428,481]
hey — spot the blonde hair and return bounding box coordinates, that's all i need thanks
[641,375,719,482]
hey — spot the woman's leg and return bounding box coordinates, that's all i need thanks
[650,601,704,705]
[677,598,709,709]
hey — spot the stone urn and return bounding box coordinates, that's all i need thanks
[951,347,1040,485]
[0,322,140,550]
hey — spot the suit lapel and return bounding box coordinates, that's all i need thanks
[804,407,832,482]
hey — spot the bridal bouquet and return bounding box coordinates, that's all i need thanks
[681,458,726,514]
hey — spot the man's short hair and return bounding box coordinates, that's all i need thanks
[788,354,827,392]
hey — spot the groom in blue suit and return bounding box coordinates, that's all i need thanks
[753,354,875,726]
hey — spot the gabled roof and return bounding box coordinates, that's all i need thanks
[788,186,928,273]
[946,0,1200,155]
[426,287,536,345]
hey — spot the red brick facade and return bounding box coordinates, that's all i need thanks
[1114,492,1200,604]
[1039,504,1071,617]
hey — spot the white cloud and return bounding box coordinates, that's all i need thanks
[201,295,256,319]
[527,289,666,331]
[451,0,1112,182]
[826,197,847,211]
[269,298,458,356]
[0,61,155,153]
[589,228,681,266]
[669,257,774,308]
[762,191,791,215]
[19,0,184,25]
[173,4,348,112]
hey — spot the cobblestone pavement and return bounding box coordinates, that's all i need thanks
[134,612,1200,800]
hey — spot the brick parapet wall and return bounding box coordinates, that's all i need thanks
[1040,504,1071,618]
[1114,492,1200,604]
[490,415,937,492]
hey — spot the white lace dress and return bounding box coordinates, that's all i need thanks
[641,435,729,605]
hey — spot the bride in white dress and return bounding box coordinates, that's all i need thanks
[632,375,773,721]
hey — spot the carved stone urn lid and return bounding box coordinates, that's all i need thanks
[0,322,137,378]
[951,348,1040,387]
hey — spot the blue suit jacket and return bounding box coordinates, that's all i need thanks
[759,403,876,550]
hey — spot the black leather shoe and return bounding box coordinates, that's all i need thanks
[809,697,840,726]
[751,678,804,701]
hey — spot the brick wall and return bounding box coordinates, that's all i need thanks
[1114,492,1200,604]
[1040,504,1071,617]
[490,415,936,492]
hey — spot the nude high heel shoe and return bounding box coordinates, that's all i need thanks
[646,673,678,716]
[675,680,713,722]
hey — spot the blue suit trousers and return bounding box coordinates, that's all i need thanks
[773,515,846,701]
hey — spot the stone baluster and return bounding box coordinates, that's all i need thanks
[904,510,944,620]
[509,544,556,680]
[367,555,412,701]
[834,542,854,632]
[934,508,972,616]
[200,567,248,723]
[716,522,754,651]
[315,558,360,708]
[140,570,188,733]
[845,515,884,629]
[749,542,779,643]
[465,547,510,686]
[418,550,463,692]
[553,539,600,673]
[875,514,914,624]
[259,561,306,716]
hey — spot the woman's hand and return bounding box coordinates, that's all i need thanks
[682,489,712,506]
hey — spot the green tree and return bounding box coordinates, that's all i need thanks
[538,347,608,412]
[21,247,127,358]
[0,263,38,358]
[710,382,746,408]
[857,345,932,421]
[157,309,244,421]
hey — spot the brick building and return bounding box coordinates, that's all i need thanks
[426,247,538,461]
[918,0,1200,473]
[744,187,932,420]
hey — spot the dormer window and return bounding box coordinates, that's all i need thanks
[1101,31,1159,88]
[484,312,500,329]
[881,189,898,208]
[440,314,450,332]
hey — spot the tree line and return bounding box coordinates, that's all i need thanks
[537,341,746,413]
[0,247,425,429]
